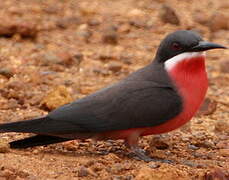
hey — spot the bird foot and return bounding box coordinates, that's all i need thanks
[130,146,173,163]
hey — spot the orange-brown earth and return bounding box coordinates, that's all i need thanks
[0,0,228,179]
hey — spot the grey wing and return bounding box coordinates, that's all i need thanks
[47,80,182,134]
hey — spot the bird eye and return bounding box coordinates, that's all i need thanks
[171,42,182,51]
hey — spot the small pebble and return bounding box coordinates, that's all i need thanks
[216,141,229,149]
[107,61,123,73]
[188,144,199,150]
[56,16,81,29]
[193,11,209,25]
[40,52,62,65]
[0,139,10,153]
[129,19,148,28]
[102,30,118,45]
[204,168,228,180]
[0,68,14,78]
[0,21,38,38]
[148,162,160,169]
[41,85,73,111]
[77,166,89,177]
[196,98,217,116]
[87,18,101,26]
[215,120,229,134]
[150,135,169,150]
[183,161,206,168]
[209,12,229,32]
[160,5,180,25]
[127,9,145,17]
[219,149,229,157]
[220,60,229,73]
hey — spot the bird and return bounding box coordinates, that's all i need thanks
[0,30,226,162]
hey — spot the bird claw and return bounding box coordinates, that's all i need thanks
[131,154,173,164]
[131,153,153,162]
[130,146,173,163]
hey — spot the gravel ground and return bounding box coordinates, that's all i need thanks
[0,0,228,179]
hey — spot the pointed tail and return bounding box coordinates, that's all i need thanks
[10,135,71,149]
[0,117,48,133]
[0,116,72,148]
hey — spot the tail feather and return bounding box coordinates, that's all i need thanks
[0,117,80,148]
[0,117,48,133]
[10,135,71,149]
[0,116,83,134]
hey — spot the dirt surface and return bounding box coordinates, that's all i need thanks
[0,0,228,179]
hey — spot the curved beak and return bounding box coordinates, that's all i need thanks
[190,41,227,52]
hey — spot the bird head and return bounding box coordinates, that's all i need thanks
[155,30,227,70]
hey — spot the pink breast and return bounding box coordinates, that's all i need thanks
[142,55,208,135]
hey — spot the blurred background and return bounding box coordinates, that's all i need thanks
[0,0,228,179]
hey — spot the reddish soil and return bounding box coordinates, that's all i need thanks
[0,0,228,179]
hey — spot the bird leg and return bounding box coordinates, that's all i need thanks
[126,132,173,163]
[125,131,153,162]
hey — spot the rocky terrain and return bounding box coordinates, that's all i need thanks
[0,0,228,179]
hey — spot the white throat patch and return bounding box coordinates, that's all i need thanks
[164,52,205,71]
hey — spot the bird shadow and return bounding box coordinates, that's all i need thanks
[11,139,129,160]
